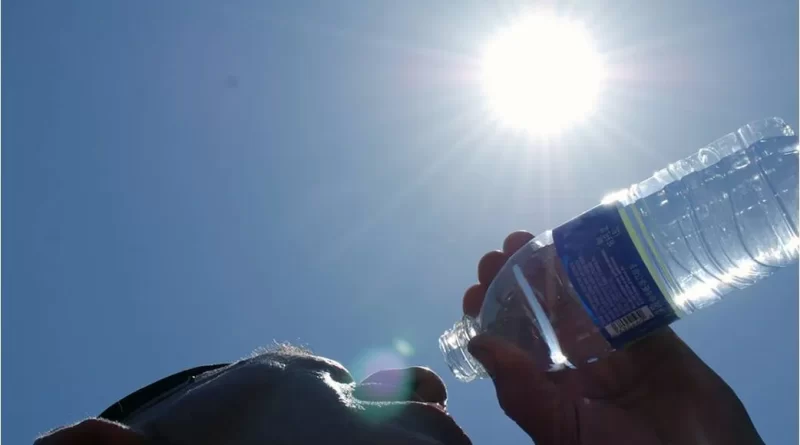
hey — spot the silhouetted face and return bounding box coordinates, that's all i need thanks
[42,348,471,445]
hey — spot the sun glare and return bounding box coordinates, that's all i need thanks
[480,13,606,136]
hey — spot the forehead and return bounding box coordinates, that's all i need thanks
[122,351,353,425]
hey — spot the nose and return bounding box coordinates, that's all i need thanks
[358,366,448,407]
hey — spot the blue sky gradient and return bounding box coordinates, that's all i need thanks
[3,1,798,444]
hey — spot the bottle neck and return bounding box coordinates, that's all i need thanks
[438,316,486,382]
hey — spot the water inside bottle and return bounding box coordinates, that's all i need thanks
[633,134,799,313]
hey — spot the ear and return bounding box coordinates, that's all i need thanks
[35,418,148,445]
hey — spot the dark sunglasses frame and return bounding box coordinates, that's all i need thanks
[99,364,229,422]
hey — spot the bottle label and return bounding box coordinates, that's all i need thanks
[553,203,678,349]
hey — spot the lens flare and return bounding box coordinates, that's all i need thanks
[393,338,415,357]
[351,348,412,422]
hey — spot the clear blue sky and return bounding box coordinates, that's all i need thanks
[3,1,798,444]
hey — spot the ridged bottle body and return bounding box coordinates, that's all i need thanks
[440,117,799,382]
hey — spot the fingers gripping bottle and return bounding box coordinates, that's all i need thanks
[440,117,799,381]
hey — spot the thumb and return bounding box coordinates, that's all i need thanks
[468,334,571,443]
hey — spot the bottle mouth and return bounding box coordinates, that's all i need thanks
[438,316,485,382]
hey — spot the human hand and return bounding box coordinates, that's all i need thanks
[463,231,765,445]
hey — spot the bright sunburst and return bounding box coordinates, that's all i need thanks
[480,13,606,136]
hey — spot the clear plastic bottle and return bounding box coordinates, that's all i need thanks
[440,117,799,382]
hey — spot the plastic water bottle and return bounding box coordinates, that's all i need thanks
[440,117,799,382]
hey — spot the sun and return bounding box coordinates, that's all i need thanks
[480,13,606,136]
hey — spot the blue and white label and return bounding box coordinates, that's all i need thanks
[553,204,678,349]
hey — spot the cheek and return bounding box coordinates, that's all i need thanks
[136,387,275,445]
[260,376,364,440]
[131,367,283,445]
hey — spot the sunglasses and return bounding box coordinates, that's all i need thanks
[99,364,229,422]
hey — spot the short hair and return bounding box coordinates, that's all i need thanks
[248,342,313,359]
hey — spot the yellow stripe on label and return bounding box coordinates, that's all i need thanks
[616,204,683,317]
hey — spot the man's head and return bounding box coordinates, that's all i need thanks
[35,345,471,445]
